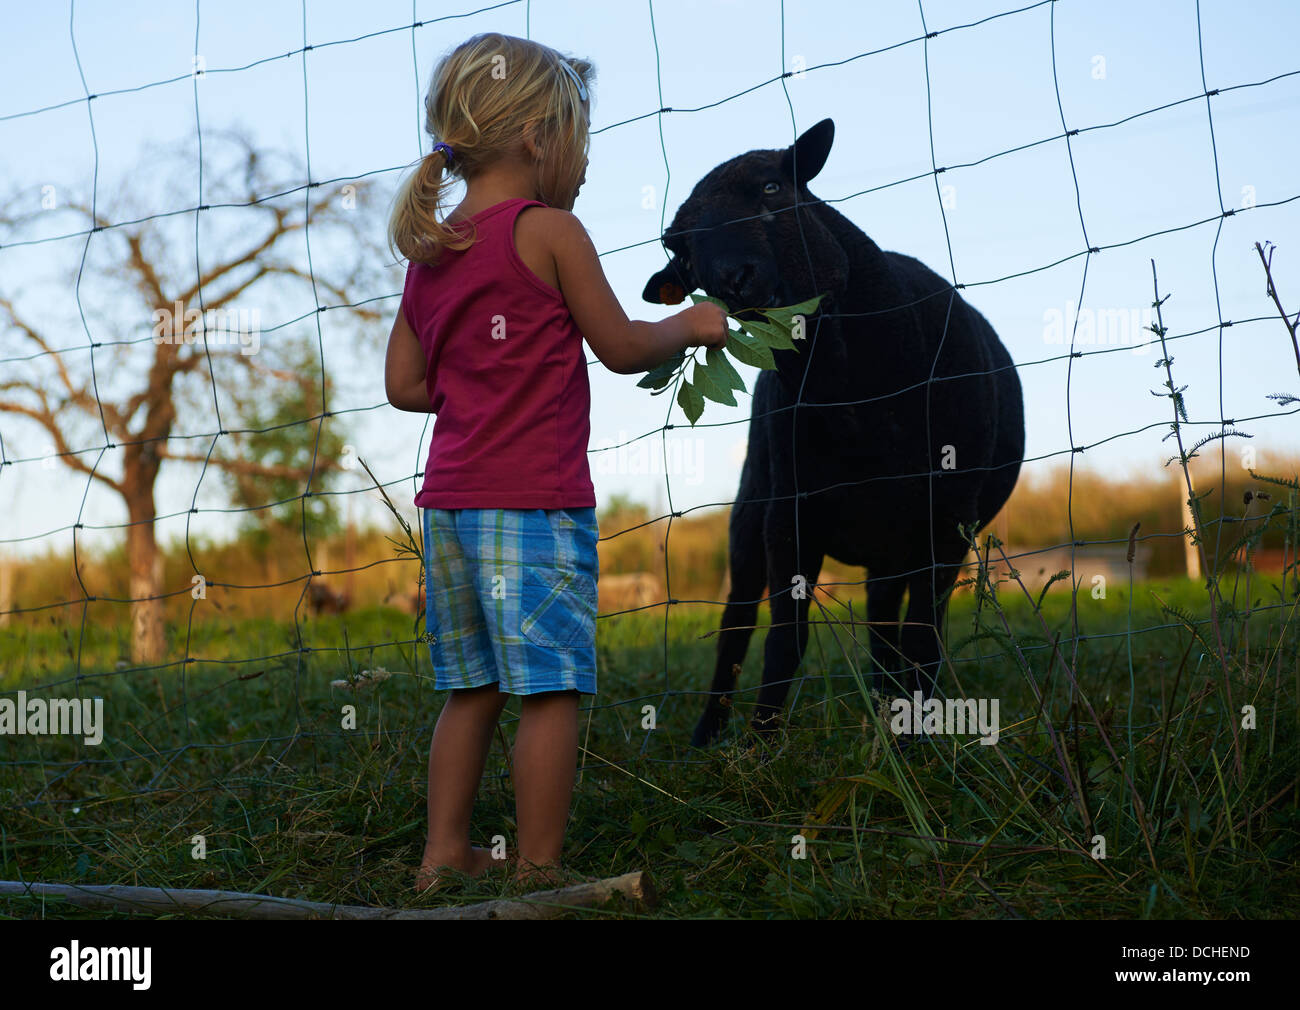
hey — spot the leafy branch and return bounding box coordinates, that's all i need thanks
[637,292,825,425]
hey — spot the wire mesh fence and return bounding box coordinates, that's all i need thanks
[1,0,1297,918]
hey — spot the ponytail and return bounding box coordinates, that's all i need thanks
[387,145,477,266]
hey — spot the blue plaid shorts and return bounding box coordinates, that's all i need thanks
[421,507,599,695]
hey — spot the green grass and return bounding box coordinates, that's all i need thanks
[1,571,1297,920]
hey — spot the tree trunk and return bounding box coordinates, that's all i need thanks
[1180,474,1201,581]
[124,445,165,666]
[0,870,658,919]
[0,549,11,628]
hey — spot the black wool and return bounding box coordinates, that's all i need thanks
[643,118,1025,746]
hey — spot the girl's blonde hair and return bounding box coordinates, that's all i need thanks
[389,33,594,266]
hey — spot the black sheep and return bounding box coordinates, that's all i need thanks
[641,118,1024,747]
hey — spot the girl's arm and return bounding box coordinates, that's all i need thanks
[544,210,726,374]
[384,307,432,412]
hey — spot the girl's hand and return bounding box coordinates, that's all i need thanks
[684,302,728,350]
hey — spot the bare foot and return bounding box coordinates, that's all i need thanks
[415,845,496,894]
[509,861,582,892]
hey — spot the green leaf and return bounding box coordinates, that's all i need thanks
[706,346,746,392]
[636,350,685,391]
[839,771,905,800]
[689,292,731,313]
[725,328,776,370]
[741,317,795,351]
[692,358,737,407]
[677,380,705,425]
[760,292,825,325]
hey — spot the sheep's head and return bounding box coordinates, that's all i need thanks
[642,117,847,315]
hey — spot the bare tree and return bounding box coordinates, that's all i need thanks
[0,131,387,664]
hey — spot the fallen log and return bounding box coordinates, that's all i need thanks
[0,870,656,920]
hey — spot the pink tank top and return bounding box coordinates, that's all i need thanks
[402,198,596,509]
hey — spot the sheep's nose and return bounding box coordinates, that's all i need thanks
[714,260,759,304]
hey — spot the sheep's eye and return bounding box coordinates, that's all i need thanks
[763,181,781,195]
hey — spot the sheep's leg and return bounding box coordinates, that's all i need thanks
[899,558,962,701]
[691,499,766,747]
[865,574,907,695]
[750,546,824,740]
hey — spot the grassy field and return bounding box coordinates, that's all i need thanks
[1,568,1297,919]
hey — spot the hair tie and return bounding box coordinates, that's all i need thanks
[432,141,454,163]
[557,60,588,102]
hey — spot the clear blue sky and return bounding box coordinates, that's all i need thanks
[2,0,1298,560]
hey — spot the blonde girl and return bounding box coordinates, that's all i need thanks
[384,32,726,891]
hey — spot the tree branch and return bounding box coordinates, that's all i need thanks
[0,397,124,494]
[257,261,385,323]
[175,204,298,307]
[0,295,125,435]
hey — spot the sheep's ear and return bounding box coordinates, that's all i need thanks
[642,255,696,304]
[780,118,834,186]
